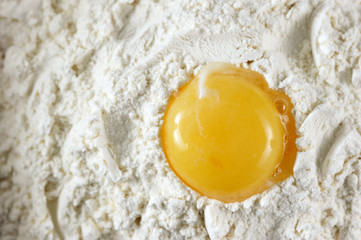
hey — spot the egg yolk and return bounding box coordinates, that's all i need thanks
[161,63,297,203]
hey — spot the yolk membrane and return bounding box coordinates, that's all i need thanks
[161,63,297,203]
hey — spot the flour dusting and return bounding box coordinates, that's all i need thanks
[1,0,361,239]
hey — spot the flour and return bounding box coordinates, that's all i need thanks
[1,0,361,239]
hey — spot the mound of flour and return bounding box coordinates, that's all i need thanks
[1,0,361,239]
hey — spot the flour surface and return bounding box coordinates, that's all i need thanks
[1,0,361,239]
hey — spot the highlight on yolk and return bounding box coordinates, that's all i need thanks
[161,62,297,203]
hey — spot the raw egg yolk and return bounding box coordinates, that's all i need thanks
[161,62,297,203]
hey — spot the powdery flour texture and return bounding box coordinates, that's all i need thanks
[1,0,361,239]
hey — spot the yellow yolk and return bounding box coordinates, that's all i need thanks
[161,63,297,203]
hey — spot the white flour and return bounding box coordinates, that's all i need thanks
[1,0,361,239]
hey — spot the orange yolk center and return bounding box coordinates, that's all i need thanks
[161,63,297,203]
